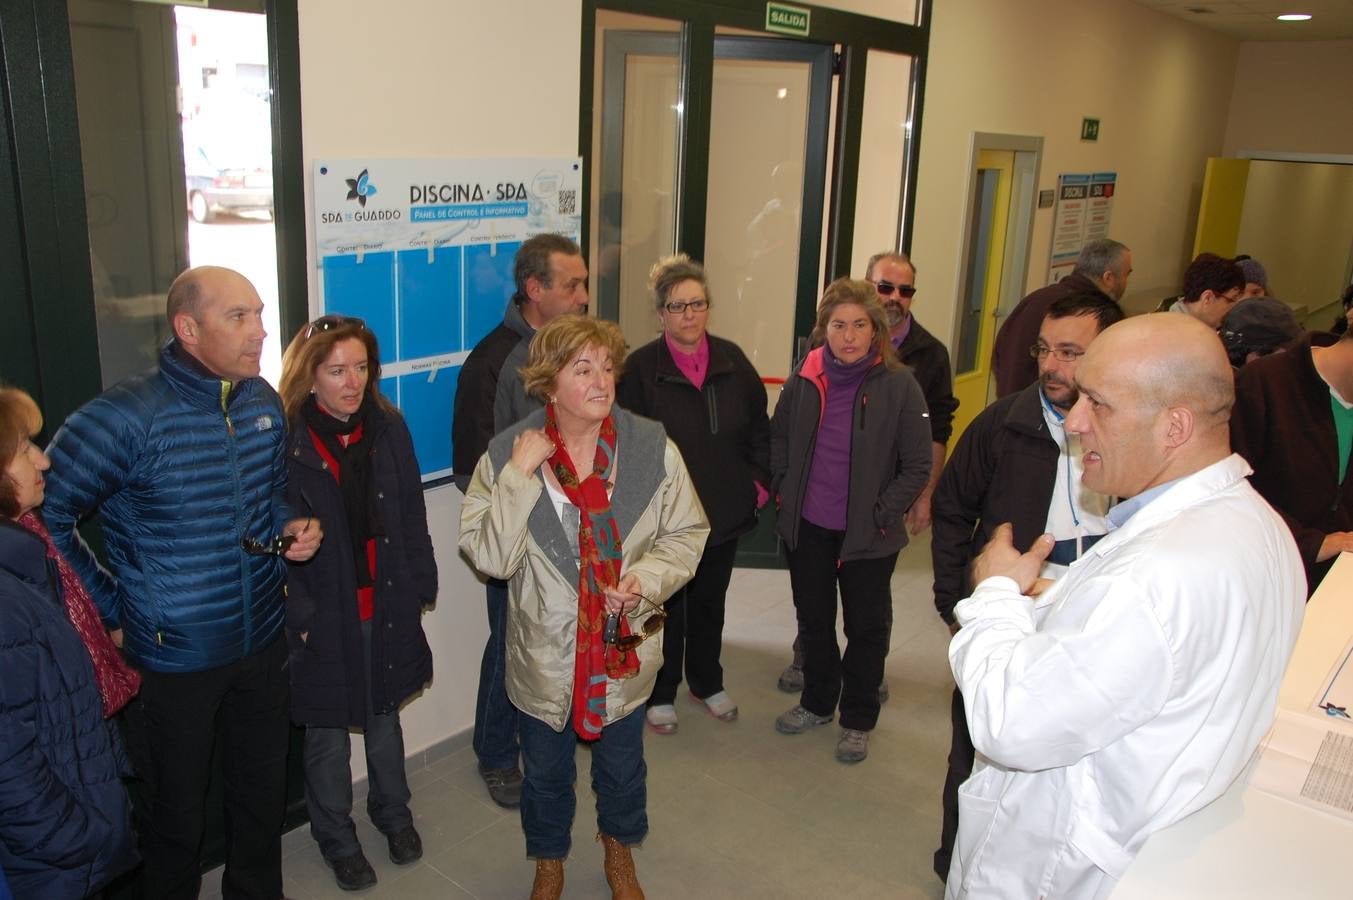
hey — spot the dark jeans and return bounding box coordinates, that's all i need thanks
[935,686,975,882]
[473,578,521,770]
[518,707,648,860]
[135,635,290,900]
[648,537,740,705]
[303,620,413,862]
[786,519,897,731]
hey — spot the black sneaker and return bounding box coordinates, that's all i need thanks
[327,851,377,891]
[478,763,524,808]
[387,825,423,865]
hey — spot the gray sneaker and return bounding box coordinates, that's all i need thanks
[775,704,833,734]
[777,663,805,693]
[836,728,869,763]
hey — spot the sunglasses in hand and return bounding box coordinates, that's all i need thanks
[241,489,315,557]
[604,595,667,652]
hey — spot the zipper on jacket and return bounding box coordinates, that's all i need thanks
[707,383,719,435]
[860,393,868,431]
[224,383,253,656]
[220,381,235,436]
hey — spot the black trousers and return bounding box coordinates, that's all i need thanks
[135,635,291,900]
[648,537,740,705]
[935,686,975,882]
[786,519,897,731]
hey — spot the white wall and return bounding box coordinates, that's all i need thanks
[910,0,1240,341]
[1223,39,1353,159]
[296,0,582,767]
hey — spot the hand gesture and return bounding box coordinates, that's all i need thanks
[603,573,643,615]
[971,523,1054,596]
[510,428,555,476]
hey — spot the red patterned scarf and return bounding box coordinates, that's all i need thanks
[544,403,638,740]
[19,511,140,717]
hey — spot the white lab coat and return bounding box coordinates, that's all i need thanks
[946,454,1304,899]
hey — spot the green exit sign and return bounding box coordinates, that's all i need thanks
[1081,117,1101,141]
[766,2,811,37]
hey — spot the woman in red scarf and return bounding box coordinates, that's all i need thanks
[460,316,708,900]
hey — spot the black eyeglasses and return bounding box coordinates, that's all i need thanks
[604,595,666,652]
[1029,343,1085,363]
[871,280,916,299]
[241,489,314,556]
[663,299,709,314]
[303,315,366,340]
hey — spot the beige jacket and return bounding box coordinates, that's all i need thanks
[459,408,709,732]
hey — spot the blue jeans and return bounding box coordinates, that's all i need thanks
[473,578,521,770]
[518,706,648,860]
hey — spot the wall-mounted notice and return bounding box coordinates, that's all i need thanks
[1047,172,1116,285]
[313,157,583,483]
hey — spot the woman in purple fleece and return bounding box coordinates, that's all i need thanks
[769,278,934,763]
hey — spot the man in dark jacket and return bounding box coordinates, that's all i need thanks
[44,267,322,900]
[451,233,588,808]
[991,238,1131,397]
[1231,328,1353,595]
[929,292,1122,882]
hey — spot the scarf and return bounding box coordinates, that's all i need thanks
[544,403,638,740]
[19,511,140,717]
[302,394,383,588]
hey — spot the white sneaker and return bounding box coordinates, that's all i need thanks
[646,704,678,734]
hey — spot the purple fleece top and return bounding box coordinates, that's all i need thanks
[801,345,876,531]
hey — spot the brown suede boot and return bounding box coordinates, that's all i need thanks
[598,832,645,900]
[529,858,564,900]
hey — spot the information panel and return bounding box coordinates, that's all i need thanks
[1046,172,1116,285]
[313,157,583,482]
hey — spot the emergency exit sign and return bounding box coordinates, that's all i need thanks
[766,2,811,37]
[1081,118,1101,141]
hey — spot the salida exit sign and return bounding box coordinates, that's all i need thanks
[1081,118,1101,141]
[766,2,810,37]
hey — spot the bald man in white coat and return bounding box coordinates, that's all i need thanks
[946,314,1305,899]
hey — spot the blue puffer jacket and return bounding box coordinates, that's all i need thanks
[0,520,138,899]
[43,342,290,673]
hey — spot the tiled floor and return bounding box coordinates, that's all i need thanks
[204,532,953,898]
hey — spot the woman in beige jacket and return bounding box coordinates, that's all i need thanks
[460,316,708,900]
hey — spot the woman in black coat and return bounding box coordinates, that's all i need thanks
[616,254,771,734]
[278,316,436,891]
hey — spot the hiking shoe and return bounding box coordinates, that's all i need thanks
[646,704,678,734]
[691,690,738,721]
[878,680,890,704]
[327,850,377,891]
[777,663,805,693]
[775,704,832,734]
[836,728,869,763]
[387,825,423,865]
[479,763,524,808]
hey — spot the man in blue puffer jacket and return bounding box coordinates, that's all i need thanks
[44,267,323,900]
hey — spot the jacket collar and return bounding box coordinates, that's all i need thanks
[160,339,259,413]
[0,517,48,586]
[1003,382,1053,439]
[896,316,939,359]
[503,295,536,341]
[655,332,736,384]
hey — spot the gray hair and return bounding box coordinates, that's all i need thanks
[865,251,916,280]
[513,233,582,297]
[1073,239,1129,281]
[647,253,710,312]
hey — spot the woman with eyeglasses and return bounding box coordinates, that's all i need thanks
[0,387,139,898]
[770,279,933,765]
[614,254,769,734]
[460,315,708,900]
[276,316,436,891]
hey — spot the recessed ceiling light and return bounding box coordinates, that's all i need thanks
[1276,13,1313,21]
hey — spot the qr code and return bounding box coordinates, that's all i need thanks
[558,190,577,215]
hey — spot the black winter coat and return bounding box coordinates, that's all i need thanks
[616,334,771,546]
[284,403,436,728]
[930,383,1058,624]
[770,347,933,561]
[0,520,138,899]
[897,316,959,446]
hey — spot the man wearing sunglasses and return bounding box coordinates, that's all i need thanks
[992,238,1131,398]
[44,266,323,899]
[929,292,1121,884]
[452,233,589,809]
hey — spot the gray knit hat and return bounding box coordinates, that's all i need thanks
[1221,297,1301,365]
[1237,257,1268,290]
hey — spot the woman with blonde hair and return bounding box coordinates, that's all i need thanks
[460,315,708,900]
[770,278,933,764]
[616,253,769,733]
[277,316,436,891]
